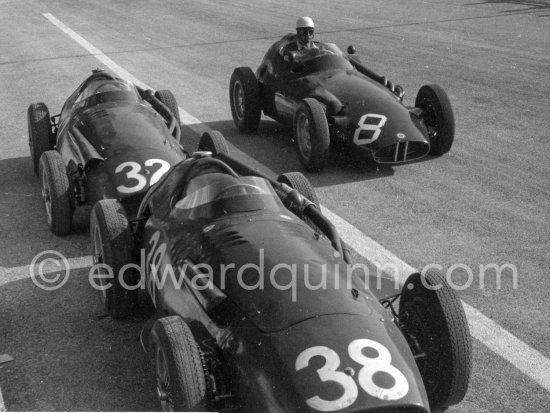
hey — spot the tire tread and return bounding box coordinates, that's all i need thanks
[39,151,71,235]
[90,199,136,318]
[29,102,53,175]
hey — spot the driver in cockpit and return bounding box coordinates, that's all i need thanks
[294,17,317,51]
[282,17,320,59]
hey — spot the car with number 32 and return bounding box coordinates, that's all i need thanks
[27,68,186,235]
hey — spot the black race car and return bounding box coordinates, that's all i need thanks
[91,132,471,412]
[27,68,186,235]
[229,34,455,171]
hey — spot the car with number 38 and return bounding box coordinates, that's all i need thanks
[27,68,186,235]
[91,132,471,412]
[229,34,455,172]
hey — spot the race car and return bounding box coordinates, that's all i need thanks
[91,131,471,412]
[27,68,186,235]
[229,34,455,172]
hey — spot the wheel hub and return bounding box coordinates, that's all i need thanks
[41,176,52,224]
[234,82,244,120]
[297,113,312,159]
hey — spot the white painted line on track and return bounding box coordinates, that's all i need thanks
[322,208,550,392]
[0,383,5,412]
[42,13,550,392]
[43,13,211,137]
[0,256,93,286]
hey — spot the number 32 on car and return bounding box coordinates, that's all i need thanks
[115,158,171,194]
[295,339,409,411]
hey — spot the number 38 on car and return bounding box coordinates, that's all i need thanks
[91,133,472,413]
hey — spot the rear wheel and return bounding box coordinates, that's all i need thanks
[90,199,137,319]
[155,89,181,127]
[415,84,455,156]
[150,316,210,411]
[198,130,230,157]
[277,171,320,209]
[399,270,471,411]
[229,67,261,132]
[277,172,321,231]
[28,102,54,176]
[294,98,330,172]
[39,151,71,236]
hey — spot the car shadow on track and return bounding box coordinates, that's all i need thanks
[0,272,158,411]
[0,157,92,268]
[201,119,398,188]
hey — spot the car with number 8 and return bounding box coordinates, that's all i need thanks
[27,68,186,235]
[91,132,471,412]
[230,34,455,172]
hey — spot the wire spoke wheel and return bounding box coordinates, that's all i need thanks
[229,67,261,132]
[150,317,210,411]
[91,224,108,302]
[39,151,72,235]
[399,270,471,410]
[41,169,52,225]
[296,113,312,160]
[415,84,455,156]
[293,98,330,172]
[233,81,245,120]
[156,345,174,412]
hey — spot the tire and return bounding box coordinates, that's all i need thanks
[277,172,321,232]
[28,102,54,176]
[155,89,181,127]
[415,84,455,156]
[90,199,137,319]
[277,171,320,209]
[399,269,471,410]
[198,130,230,157]
[39,151,72,236]
[293,98,330,172]
[229,67,261,133]
[150,316,210,412]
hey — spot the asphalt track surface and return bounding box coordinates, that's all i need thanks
[0,0,549,411]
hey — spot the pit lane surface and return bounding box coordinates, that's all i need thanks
[1,0,549,411]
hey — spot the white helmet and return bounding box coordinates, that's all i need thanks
[296,16,314,29]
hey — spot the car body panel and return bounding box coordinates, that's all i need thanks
[138,156,430,412]
[53,70,186,213]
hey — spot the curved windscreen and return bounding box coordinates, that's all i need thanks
[174,174,283,216]
[76,78,141,105]
[295,52,354,73]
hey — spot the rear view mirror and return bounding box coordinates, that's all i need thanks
[347,45,356,55]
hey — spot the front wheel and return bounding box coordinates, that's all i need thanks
[229,67,261,133]
[399,269,471,411]
[90,199,137,319]
[293,98,330,172]
[198,130,230,157]
[28,102,54,176]
[39,151,71,236]
[415,84,455,156]
[150,316,210,411]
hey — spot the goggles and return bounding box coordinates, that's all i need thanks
[298,28,314,36]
